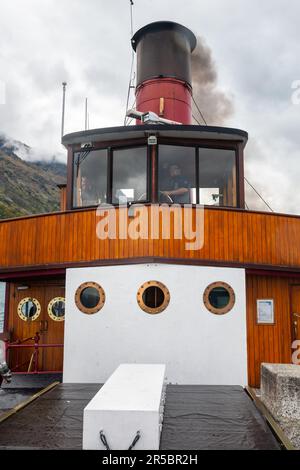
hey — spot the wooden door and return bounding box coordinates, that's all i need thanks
[8,281,65,372]
[291,285,300,342]
[9,284,44,372]
[42,285,65,371]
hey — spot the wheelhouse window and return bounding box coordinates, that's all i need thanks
[73,149,107,207]
[198,148,237,207]
[158,145,196,204]
[71,142,239,208]
[112,147,148,204]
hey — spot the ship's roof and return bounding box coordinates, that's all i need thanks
[62,124,248,148]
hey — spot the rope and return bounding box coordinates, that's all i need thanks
[128,430,141,450]
[99,430,110,450]
[99,430,141,450]
[244,177,274,212]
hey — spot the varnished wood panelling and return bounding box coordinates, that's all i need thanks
[59,186,67,212]
[1,207,300,271]
[246,274,296,387]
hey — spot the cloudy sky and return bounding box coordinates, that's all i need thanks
[0,0,300,213]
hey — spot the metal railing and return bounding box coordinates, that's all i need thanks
[5,332,63,374]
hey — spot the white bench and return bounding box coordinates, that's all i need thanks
[83,364,167,450]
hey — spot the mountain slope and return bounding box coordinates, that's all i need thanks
[0,147,67,219]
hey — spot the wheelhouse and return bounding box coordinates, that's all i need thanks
[63,124,248,211]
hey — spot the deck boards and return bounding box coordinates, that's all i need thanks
[0,384,280,450]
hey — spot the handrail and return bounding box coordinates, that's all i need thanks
[5,335,63,374]
[9,335,37,345]
[6,343,64,349]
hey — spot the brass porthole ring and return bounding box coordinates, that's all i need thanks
[137,281,170,315]
[48,297,65,322]
[17,297,41,322]
[75,282,106,314]
[203,281,235,315]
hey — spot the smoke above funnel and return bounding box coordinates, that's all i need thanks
[191,36,234,125]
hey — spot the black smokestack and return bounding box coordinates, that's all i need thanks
[191,36,234,125]
[132,21,197,124]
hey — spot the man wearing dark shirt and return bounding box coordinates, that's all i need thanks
[161,164,191,203]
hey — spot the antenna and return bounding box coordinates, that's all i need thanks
[124,0,135,125]
[61,82,67,139]
[85,98,88,131]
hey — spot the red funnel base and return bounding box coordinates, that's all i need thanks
[135,78,192,125]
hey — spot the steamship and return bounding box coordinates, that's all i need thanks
[0,21,299,393]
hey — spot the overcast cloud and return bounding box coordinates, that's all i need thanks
[0,0,300,213]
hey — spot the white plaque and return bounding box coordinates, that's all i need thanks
[257,299,274,324]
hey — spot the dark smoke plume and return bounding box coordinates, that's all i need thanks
[191,36,234,125]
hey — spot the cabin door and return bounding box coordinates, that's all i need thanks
[8,282,65,373]
[41,285,65,372]
[291,285,300,342]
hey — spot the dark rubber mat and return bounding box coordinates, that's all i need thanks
[160,385,280,450]
[0,384,281,450]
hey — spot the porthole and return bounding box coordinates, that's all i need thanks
[137,281,170,315]
[17,298,41,322]
[203,282,235,315]
[48,297,65,322]
[75,282,105,314]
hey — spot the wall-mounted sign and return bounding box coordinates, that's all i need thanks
[257,299,274,324]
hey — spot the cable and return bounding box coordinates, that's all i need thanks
[124,1,135,125]
[125,97,136,126]
[192,114,202,126]
[192,95,208,126]
[244,177,274,212]
[124,54,135,125]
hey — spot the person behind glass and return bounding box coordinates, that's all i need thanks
[80,176,97,206]
[161,164,191,203]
